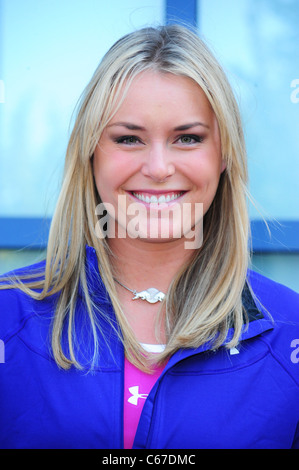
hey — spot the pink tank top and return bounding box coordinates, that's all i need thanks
[123,344,165,449]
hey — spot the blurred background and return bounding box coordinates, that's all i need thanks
[0,0,298,292]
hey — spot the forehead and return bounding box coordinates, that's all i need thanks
[108,71,215,126]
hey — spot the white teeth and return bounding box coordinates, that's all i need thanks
[132,192,184,203]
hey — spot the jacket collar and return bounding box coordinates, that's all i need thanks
[165,281,274,369]
[85,245,264,312]
[242,281,264,322]
[84,245,274,364]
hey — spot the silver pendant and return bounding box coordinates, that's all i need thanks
[132,288,165,304]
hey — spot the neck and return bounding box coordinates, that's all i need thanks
[108,236,195,293]
[106,236,196,345]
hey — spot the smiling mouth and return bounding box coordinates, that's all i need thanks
[130,191,186,204]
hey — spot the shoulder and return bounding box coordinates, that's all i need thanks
[247,270,299,383]
[0,261,55,342]
[247,269,299,322]
[0,258,46,290]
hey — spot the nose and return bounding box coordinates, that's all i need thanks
[141,143,175,182]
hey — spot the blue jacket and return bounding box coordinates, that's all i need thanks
[0,245,299,449]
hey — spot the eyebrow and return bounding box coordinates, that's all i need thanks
[107,121,210,131]
[107,122,146,131]
[174,122,210,131]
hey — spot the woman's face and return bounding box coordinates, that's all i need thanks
[93,71,225,247]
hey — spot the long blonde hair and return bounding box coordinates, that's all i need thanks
[1,25,250,371]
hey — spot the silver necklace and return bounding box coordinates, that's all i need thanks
[114,279,165,304]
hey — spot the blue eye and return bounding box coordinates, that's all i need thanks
[115,135,140,145]
[178,134,203,144]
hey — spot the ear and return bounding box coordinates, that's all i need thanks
[221,159,227,173]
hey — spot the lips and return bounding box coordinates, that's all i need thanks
[130,191,185,204]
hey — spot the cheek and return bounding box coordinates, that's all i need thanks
[93,153,114,204]
[187,154,222,189]
[92,155,104,195]
[93,150,119,196]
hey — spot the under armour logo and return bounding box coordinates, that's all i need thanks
[128,386,148,406]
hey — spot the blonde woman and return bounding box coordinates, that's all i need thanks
[0,25,298,450]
